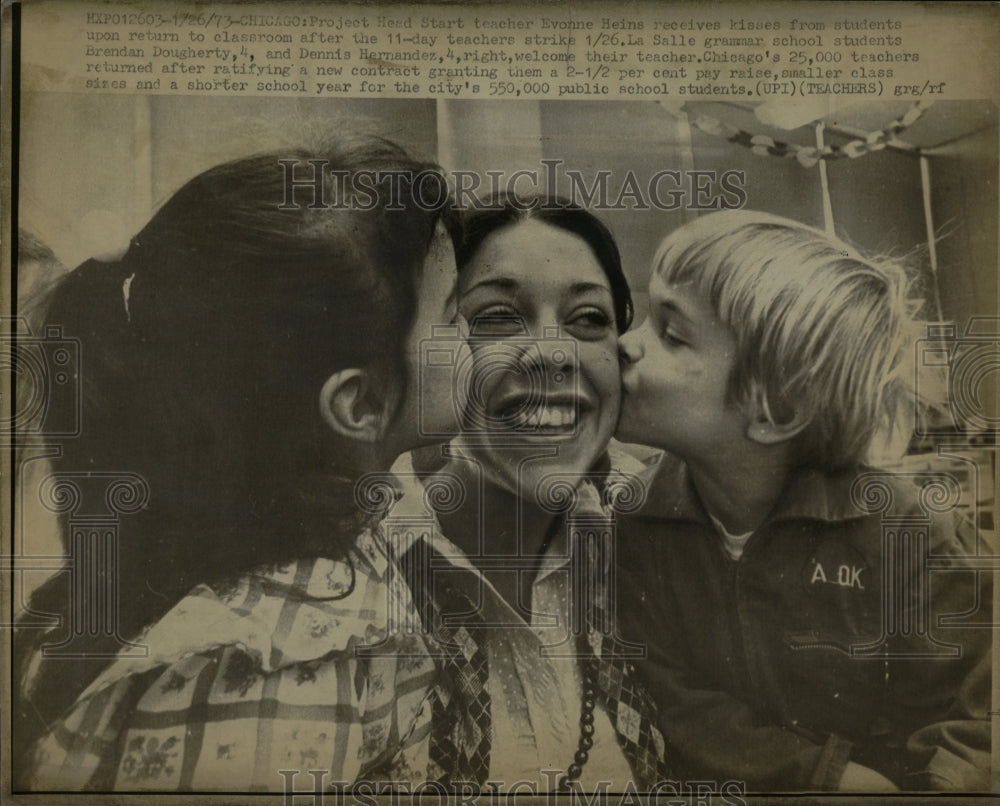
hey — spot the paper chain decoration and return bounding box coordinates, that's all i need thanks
[688,100,934,167]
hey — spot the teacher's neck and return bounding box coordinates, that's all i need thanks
[437,477,563,611]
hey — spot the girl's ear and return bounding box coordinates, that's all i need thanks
[319,369,390,443]
[744,392,810,446]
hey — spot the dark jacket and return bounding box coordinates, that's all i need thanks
[616,455,991,791]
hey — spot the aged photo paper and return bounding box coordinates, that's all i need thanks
[3,1,998,803]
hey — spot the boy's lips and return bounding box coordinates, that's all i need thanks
[620,369,638,396]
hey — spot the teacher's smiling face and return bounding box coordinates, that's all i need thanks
[457,219,622,503]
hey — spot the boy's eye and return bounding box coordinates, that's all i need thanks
[657,321,688,348]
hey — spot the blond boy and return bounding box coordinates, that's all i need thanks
[616,211,991,791]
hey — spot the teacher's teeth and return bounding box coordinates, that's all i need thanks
[538,405,575,428]
[507,404,578,430]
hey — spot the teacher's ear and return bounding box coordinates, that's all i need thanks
[319,369,389,443]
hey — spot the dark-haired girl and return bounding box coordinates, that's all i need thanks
[18,140,470,789]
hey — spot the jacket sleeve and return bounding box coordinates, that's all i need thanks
[892,512,993,791]
[639,649,854,789]
[617,536,853,791]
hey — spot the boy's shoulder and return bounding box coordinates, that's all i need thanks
[838,465,975,537]
[780,464,979,564]
[633,455,971,537]
[779,464,926,522]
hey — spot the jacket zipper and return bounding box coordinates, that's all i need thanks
[726,557,757,699]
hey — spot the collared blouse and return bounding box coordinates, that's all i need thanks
[27,449,668,793]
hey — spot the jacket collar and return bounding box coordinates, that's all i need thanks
[639,453,871,525]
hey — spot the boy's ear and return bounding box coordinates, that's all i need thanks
[745,394,810,446]
[319,369,389,443]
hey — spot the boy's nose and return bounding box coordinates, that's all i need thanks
[619,329,644,365]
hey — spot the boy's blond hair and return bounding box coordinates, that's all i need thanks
[653,210,923,470]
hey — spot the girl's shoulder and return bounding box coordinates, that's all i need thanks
[26,528,436,790]
[59,460,442,710]
[68,528,402,704]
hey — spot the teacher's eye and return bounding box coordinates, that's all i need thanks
[469,307,528,337]
[567,306,613,337]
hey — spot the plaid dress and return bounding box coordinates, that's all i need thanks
[27,453,670,792]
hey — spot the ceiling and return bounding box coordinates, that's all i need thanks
[694,100,997,152]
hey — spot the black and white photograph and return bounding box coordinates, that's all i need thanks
[3,1,998,802]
